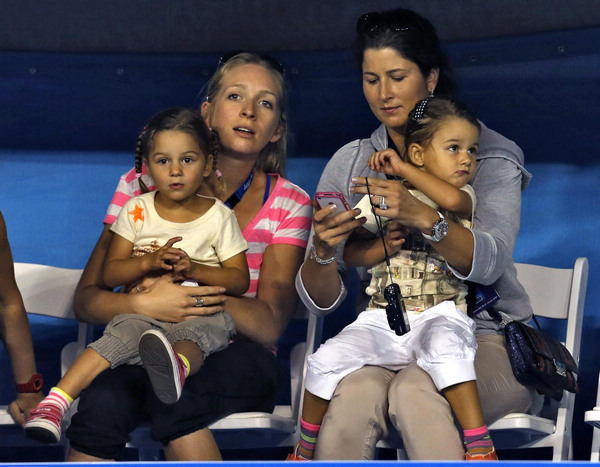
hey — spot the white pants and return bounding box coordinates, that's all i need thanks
[305,301,477,400]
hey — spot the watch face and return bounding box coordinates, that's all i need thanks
[433,219,449,241]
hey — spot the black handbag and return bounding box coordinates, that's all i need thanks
[496,312,579,401]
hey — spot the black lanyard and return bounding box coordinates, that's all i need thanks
[385,133,402,182]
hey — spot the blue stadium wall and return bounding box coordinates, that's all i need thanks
[0,26,599,460]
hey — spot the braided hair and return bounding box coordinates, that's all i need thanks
[134,107,220,193]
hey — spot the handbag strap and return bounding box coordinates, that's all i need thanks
[488,308,541,329]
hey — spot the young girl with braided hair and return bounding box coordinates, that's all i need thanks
[290,97,497,461]
[25,107,249,444]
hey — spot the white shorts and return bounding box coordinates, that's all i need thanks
[305,301,477,400]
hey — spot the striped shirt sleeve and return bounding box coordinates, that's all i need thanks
[103,165,156,225]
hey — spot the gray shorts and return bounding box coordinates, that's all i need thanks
[89,311,236,368]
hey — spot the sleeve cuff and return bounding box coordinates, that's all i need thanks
[295,263,347,317]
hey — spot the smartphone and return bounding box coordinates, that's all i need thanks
[315,191,350,211]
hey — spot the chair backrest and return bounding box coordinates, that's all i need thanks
[13,263,80,320]
[493,257,589,460]
[515,258,587,369]
[14,263,87,355]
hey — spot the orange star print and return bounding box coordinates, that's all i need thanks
[128,203,144,222]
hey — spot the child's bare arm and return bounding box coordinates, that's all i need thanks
[176,251,250,297]
[103,235,184,288]
[344,223,406,268]
[398,164,472,219]
[368,149,472,219]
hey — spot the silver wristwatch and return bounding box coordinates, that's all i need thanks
[422,211,449,243]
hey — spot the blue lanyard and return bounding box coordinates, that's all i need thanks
[225,170,254,208]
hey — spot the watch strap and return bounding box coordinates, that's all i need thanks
[15,373,44,393]
[422,211,448,242]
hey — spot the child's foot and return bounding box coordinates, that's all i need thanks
[465,447,498,461]
[286,442,311,461]
[24,403,63,444]
[139,330,186,404]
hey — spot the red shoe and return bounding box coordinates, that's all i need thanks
[465,447,498,461]
[139,330,187,404]
[25,403,63,444]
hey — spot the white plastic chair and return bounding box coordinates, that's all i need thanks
[486,257,587,461]
[378,257,588,461]
[0,263,84,447]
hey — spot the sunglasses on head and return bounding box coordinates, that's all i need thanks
[218,50,285,75]
[356,11,410,36]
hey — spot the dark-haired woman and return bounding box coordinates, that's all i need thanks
[296,8,534,460]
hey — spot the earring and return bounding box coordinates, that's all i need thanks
[429,88,435,98]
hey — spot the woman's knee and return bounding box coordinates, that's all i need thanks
[316,366,394,460]
[475,334,533,421]
[388,363,449,424]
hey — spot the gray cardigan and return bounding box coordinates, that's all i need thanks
[296,122,533,335]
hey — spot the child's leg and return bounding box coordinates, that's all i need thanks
[56,348,111,400]
[288,308,408,460]
[141,313,236,404]
[289,390,330,460]
[443,380,484,429]
[414,303,496,459]
[443,381,496,460]
[172,339,203,375]
[25,348,110,444]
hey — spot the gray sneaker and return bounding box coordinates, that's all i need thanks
[139,330,186,404]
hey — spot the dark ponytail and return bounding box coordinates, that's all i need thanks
[134,127,150,193]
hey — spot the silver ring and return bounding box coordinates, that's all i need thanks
[379,196,389,210]
[195,296,205,307]
[135,285,142,293]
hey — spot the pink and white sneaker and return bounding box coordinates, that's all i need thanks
[25,403,63,444]
[139,330,187,404]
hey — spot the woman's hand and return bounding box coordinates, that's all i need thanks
[350,177,438,233]
[299,199,366,310]
[311,199,366,260]
[131,274,227,322]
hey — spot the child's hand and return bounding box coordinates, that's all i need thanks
[384,221,408,255]
[146,237,185,272]
[368,149,406,177]
[172,249,193,279]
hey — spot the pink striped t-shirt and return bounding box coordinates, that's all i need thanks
[104,167,312,297]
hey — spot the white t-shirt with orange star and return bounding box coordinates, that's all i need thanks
[110,192,247,270]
